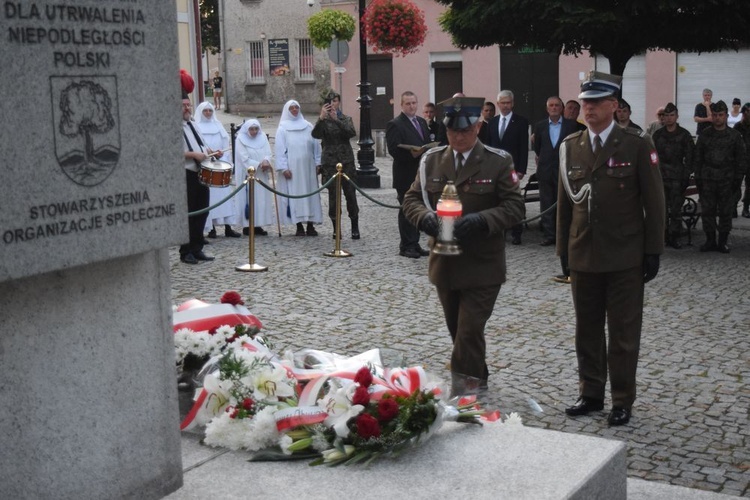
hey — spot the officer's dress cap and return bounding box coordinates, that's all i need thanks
[578,71,622,99]
[440,96,484,130]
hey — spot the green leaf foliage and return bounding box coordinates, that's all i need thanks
[307,9,357,50]
[436,0,750,75]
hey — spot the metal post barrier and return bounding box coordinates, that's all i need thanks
[236,167,268,272]
[324,163,352,258]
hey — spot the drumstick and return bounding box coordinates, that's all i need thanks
[268,165,282,237]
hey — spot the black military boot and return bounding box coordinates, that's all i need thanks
[742,203,750,218]
[351,217,360,240]
[699,232,717,252]
[717,232,730,253]
[669,232,682,249]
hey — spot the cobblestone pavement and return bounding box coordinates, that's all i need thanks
[173,110,749,497]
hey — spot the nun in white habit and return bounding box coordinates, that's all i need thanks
[275,100,322,236]
[193,101,241,238]
[235,119,276,235]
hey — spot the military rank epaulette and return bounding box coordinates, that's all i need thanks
[563,130,584,141]
[623,127,648,139]
[482,144,510,158]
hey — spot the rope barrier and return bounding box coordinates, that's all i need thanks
[342,174,403,209]
[189,169,557,225]
[188,181,247,217]
[255,175,336,198]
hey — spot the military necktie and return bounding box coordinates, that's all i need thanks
[593,134,602,154]
[456,153,464,171]
[499,116,507,141]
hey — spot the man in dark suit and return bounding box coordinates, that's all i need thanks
[402,97,525,395]
[386,91,431,258]
[557,71,665,426]
[532,96,579,246]
[486,90,529,244]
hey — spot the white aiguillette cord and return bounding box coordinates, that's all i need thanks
[559,141,592,222]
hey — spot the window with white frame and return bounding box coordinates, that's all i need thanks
[297,39,314,81]
[247,41,265,84]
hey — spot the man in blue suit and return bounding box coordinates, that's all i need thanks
[485,90,529,245]
[533,96,580,246]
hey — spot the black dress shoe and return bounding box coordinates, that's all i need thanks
[511,235,522,245]
[207,229,217,239]
[540,239,555,246]
[399,248,421,259]
[417,246,430,256]
[202,238,210,245]
[180,253,199,265]
[254,227,268,236]
[607,407,631,426]
[565,397,604,416]
[193,251,215,262]
[225,228,242,238]
[242,227,250,236]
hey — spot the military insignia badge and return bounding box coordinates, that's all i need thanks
[650,150,659,166]
[511,170,519,184]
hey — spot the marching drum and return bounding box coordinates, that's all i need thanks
[198,159,233,187]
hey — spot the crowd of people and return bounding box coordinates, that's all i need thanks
[179,66,748,426]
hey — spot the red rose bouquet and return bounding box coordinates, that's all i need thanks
[362,0,427,56]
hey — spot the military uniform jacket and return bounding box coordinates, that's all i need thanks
[402,141,525,290]
[694,127,747,182]
[556,126,665,273]
[311,114,356,167]
[651,125,695,181]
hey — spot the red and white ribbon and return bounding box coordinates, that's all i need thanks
[173,299,262,332]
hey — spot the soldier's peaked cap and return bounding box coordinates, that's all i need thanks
[439,96,484,130]
[578,71,621,99]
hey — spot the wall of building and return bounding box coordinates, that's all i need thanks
[222,0,332,115]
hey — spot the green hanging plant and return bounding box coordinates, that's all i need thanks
[307,9,356,50]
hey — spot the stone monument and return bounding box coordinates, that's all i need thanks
[0,1,184,498]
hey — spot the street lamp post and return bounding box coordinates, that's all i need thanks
[354,0,380,188]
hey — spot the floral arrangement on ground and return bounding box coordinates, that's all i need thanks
[174,292,521,466]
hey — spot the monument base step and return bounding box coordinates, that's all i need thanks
[169,422,627,499]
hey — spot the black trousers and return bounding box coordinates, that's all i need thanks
[179,169,209,257]
[539,177,558,241]
[396,189,420,251]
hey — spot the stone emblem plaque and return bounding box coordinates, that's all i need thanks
[0,1,186,282]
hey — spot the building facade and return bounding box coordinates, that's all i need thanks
[210,0,749,132]
[220,0,332,115]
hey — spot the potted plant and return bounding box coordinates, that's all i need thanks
[307,9,357,50]
[363,0,427,56]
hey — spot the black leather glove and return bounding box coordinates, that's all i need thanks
[643,254,660,283]
[454,213,488,241]
[420,212,439,238]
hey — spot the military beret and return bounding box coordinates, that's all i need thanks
[710,100,728,113]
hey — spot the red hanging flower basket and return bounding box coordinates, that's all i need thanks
[362,0,427,56]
